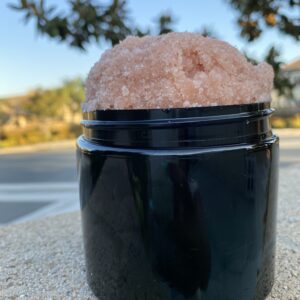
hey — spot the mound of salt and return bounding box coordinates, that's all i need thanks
[84,32,273,111]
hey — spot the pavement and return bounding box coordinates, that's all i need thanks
[0,129,300,225]
[0,161,299,299]
[0,129,299,298]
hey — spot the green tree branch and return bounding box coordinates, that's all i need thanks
[228,0,300,41]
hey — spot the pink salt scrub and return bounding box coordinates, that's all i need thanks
[83,32,274,111]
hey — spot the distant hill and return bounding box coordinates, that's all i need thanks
[0,79,84,148]
[0,94,31,115]
[0,94,30,102]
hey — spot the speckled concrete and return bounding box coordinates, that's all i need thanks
[0,165,299,300]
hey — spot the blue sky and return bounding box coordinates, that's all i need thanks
[0,0,299,97]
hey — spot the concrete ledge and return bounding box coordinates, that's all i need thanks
[1,165,300,299]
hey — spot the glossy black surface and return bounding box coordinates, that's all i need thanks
[81,103,274,148]
[77,103,279,300]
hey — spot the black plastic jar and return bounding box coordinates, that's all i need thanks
[77,103,279,300]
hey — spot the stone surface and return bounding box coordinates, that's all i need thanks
[84,32,274,111]
[0,165,299,300]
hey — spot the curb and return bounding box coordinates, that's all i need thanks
[0,140,76,155]
[273,128,300,136]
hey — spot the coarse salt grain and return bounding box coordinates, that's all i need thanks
[83,32,274,111]
[121,86,129,96]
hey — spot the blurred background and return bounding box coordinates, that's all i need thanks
[0,0,299,225]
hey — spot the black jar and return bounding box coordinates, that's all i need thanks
[77,103,279,300]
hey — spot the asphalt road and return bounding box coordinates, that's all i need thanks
[0,147,78,224]
[0,148,77,183]
[0,133,299,183]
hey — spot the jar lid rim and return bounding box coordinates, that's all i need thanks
[81,102,273,128]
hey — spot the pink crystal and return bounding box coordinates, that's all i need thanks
[83,32,274,111]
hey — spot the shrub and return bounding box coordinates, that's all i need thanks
[287,115,300,128]
[271,117,287,128]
